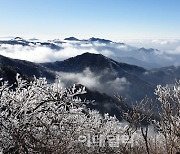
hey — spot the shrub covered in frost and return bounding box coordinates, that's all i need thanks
[0,74,129,153]
[0,74,179,154]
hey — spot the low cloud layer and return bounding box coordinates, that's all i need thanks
[56,68,130,96]
[0,43,98,63]
[1,39,180,68]
[122,39,180,53]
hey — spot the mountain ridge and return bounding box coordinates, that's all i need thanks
[0,52,179,104]
[0,52,179,116]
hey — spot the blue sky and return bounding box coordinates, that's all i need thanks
[0,0,180,40]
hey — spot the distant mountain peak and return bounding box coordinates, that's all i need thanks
[80,52,106,58]
[64,37,80,41]
[10,37,28,44]
[75,52,110,63]
[67,52,111,69]
[13,37,25,41]
[89,37,112,44]
[43,52,147,77]
[139,47,159,52]
[43,52,113,73]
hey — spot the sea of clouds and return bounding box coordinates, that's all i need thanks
[0,38,180,68]
[1,38,178,99]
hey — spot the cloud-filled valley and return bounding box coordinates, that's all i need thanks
[56,67,130,96]
[1,37,180,69]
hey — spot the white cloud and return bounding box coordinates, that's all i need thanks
[1,39,180,68]
[100,50,115,57]
[122,39,180,53]
[106,77,130,93]
[56,68,130,95]
[0,43,98,63]
[56,68,101,89]
[175,46,180,54]
[0,45,56,63]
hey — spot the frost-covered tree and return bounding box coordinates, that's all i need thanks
[116,81,180,154]
[0,74,179,154]
[154,81,180,154]
[0,74,129,154]
[0,74,87,153]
